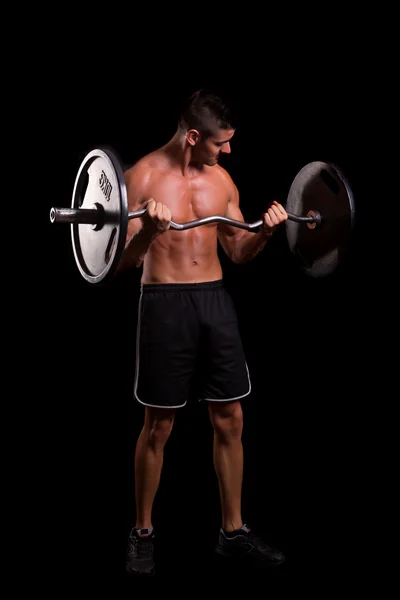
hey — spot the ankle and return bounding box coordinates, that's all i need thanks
[135,523,153,531]
[222,520,244,533]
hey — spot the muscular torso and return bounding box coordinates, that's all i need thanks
[127,151,233,284]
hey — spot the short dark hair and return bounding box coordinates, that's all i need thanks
[178,88,236,138]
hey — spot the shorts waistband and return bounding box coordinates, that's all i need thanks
[141,279,224,294]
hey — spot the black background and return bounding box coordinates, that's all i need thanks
[28,24,390,593]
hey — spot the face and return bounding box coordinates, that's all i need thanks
[188,127,235,167]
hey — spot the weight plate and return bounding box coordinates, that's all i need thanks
[285,161,355,277]
[70,147,128,284]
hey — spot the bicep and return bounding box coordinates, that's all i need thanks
[217,187,247,256]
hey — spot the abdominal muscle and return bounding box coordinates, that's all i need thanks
[141,225,223,284]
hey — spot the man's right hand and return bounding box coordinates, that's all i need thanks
[141,199,172,235]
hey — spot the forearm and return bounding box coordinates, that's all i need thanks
[118,227,158,271]
[232,227,274,264]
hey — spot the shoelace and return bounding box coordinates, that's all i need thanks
[247,532,274,552]
[133,535,153,557]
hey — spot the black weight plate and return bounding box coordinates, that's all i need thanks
[285,161,355,277]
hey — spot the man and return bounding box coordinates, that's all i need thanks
[119,89,288,576]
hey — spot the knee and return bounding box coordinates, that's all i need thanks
[209,402,243,441]
[145,409,175,448]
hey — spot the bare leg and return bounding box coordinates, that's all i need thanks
[134,406,176,530]
[208,400,244,532]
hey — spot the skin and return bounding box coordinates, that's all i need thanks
[120,123,288,534]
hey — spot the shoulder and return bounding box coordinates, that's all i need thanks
[123,150,165,204]
[124,151,161,185]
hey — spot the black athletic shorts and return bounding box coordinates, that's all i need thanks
[134,279,251,408]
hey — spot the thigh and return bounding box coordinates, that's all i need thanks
[197,287,251,402]
[134,290,200,408]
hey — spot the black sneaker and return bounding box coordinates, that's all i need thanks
[126,527,155,576]
[215,524,285,568]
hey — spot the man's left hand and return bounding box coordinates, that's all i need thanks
[262,201,288,234]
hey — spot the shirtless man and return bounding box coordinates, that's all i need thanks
[121,89,288,576]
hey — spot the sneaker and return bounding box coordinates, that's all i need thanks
[126,527,155,576]
[215,524,285,568]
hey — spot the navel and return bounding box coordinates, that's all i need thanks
[192,261,198,266]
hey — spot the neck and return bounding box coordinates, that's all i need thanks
[164,130,204,175]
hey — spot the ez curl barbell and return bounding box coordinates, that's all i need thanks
[49,147,355,284]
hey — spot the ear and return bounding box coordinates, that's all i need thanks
[186,129,200,146]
